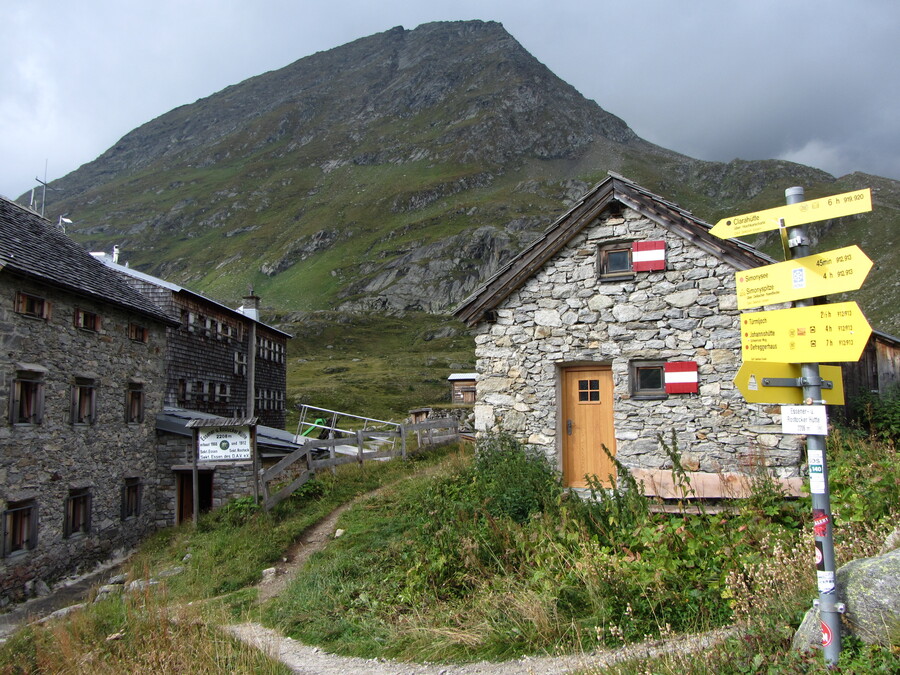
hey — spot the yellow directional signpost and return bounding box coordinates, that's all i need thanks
[734,362,844,405]
[736,245,873,310]
[741,301,871,363]
[721,185,875,666]
[710,188,872,239]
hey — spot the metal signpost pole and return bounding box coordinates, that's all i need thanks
[785,186,842,664]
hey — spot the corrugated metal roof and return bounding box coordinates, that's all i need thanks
[98,258,293,338]
[157,407,301,456]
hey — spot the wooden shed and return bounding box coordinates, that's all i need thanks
[448,373,477,404]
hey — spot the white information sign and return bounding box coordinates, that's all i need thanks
[198,426,252,461]
[781,405,828,436]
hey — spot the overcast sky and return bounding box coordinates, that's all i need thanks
[2,0,898,201]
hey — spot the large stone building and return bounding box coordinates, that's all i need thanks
[0,197,175,604]
[455,174,803,493]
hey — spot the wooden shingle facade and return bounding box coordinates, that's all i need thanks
[95,260,291,430]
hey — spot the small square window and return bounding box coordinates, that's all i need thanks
[598,242,634,280]
[75,308,101,331]
[577,379,601,402]
[15,292,50,319]
[128,323,148,342]
[630,361,667,399]
[2,500,38,556]
[64,489,91,538]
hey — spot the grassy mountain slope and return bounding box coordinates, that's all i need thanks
[27,20,898,337]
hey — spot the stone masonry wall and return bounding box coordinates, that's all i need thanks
[155,431,256,526]
[473,208,802,478]
[0,275,167,604]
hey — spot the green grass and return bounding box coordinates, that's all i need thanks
[281,311,475,425]
[259,432,898,666]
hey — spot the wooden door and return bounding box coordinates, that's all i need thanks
[562,366,616,488]
[177,471,213,524]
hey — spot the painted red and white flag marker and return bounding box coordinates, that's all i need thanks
[664,361,699,394]
[632,240,666,272]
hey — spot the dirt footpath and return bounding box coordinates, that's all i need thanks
[229,498,738,675]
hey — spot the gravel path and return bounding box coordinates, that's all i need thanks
[228,496,739,674]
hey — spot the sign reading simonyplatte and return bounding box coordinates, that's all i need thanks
[198,426,252,461]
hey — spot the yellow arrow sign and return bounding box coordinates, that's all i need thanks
[736,245,873,310]
[741,301,871,363]
[710,188,872,238]
[734,362,844,405]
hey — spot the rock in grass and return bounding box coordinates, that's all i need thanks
[793,548,900,650]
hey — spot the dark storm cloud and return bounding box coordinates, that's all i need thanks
[2,0,898,199]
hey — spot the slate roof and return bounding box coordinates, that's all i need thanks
[454,172,776,327]
[0,196,175,325]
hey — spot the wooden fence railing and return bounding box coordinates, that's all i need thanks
[261,418,460,510]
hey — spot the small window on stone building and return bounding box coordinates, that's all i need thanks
[64,488,91,538]
[15,291,50,319]
[74,308,101,331]
[71,378,97,424]
[217,383,231,403]
[128,323,148,342]
[121,478,141,520]
[2,499,38,556]
[126,383,144,423]
[630,361,667,399]
[597,242,634,281]
[10,369,45,425]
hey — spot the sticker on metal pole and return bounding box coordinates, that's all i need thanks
[816,541,836,593]
[822,621,834,647]
[808,449,826,494]
[813,509,830,537]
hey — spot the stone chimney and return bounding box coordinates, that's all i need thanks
[240,288,261,321]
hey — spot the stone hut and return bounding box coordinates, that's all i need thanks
[454,173,803,494]
[0,197,174,604]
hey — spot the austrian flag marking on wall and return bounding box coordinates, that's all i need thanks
[664,361,699,394]
[632,240,666,271]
